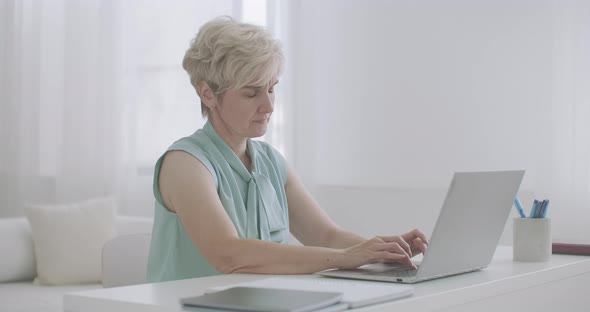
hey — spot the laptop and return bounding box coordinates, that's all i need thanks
[318,170,525,284]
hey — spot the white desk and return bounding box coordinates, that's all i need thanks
[64,247,590,312]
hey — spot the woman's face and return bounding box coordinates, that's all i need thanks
[211,80,278,139]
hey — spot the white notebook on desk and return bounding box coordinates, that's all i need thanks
[206,276,413,309]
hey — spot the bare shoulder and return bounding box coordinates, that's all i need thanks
[158,150,215,213]
[161,150,203,167]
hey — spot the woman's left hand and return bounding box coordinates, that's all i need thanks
[378,228,429,258]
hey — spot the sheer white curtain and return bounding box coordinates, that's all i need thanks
[284,0,590,240]
[1,0,126,216]
[542,0,590,238]
[0,0,244,217]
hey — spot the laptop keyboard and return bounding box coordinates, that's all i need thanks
[362,265,419,277]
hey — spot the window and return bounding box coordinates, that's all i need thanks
[125,0,285,172]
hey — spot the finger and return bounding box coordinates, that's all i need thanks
[378,236,412,258]
[397,252,417,269]
[411,229,430,245]
[377,252,415,269]
[378,242,411,259]
[392,237,413,258]
[413,237,428,255]
[373,251,406,264]
[377,243,415,268]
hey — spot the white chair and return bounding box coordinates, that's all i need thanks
[101,233,151,288]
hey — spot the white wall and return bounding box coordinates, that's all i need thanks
[287,0,590,244]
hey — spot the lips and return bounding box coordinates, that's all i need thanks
[253,116,269,123]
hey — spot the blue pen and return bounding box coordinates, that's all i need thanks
[530,199,539,218]
[535,199,547,218]
[514,198,526,218]
[541,199,550,218]
[537,200,547,218]
[543,200,549,217]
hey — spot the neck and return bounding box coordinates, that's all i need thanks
[208,116,250,168]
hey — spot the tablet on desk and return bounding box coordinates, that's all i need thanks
[180,286,344,312]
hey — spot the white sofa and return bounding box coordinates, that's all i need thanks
[0,216,153,312]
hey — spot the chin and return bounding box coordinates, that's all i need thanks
[251,130,267,138]
[249,124,268,138]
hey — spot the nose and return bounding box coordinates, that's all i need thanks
[259,92,274,114]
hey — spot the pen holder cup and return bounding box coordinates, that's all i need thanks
[513,218,552,262]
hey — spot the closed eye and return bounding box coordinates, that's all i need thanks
[243,88,257,98]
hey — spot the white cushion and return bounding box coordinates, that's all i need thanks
[114,215,153,235]
[25,197,117,285]
[0,218,36,282]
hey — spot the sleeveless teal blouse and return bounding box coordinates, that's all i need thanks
[146,121,289,283]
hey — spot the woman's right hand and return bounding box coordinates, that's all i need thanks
[339,237,416,270]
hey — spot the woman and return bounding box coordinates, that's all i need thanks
[147,16,428,282]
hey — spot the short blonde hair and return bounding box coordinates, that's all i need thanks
[183,16,284,117]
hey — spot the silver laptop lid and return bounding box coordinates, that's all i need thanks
[416,170,525,279]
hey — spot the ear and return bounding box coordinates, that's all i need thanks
[197,81,217,110]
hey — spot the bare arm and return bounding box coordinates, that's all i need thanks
[158,151,411,274]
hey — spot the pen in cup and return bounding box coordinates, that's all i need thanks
[541,200,550,218]
[530,199,550,218]
[530,199,539,218]
[541,200,548,218]
[515,198,550,218]
[535,199,548,218]
[514,198,526,218]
